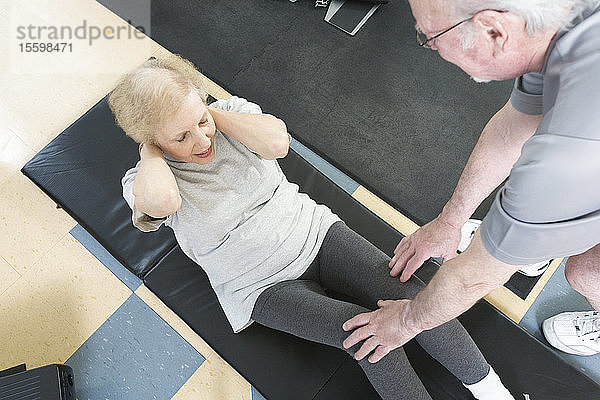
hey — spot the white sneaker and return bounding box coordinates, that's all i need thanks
[543,311,600,356]
[516,259,551,277]
[458,219,550,277]
[458,219,481,253]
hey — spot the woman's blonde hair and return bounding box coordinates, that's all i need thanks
[108,54,208,144]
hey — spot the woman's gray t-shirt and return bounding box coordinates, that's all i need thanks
[122,96,340,332]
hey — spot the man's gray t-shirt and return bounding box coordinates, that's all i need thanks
[480,3,600,264]
[122,96,340,332]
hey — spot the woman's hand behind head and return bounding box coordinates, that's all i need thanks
[140,142,164,158]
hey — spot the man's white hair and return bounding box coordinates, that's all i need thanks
[453,0,597,35]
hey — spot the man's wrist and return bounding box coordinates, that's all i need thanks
[438,206,469,229]
[400,300,424,335]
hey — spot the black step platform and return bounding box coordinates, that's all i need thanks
[21,96,600,398]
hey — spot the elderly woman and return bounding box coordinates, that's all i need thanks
[109,55,514,400]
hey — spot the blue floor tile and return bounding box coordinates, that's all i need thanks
[66,294,205,400]
[70,224,142,291]
[252,386,268,400]
[290,138,359,195]
[520,259,600,382]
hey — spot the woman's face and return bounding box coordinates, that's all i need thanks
[155,90,217,164]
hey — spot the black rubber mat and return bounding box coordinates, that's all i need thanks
[505,270,543,300]
[148,0,514,226]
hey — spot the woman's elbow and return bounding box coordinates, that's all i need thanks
[136,188,181,218]
[262,137,289,160]
[272,118,290,158]
[158,188,182,217]
[274,134,290,158]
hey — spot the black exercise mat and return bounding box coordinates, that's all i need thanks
[21,98,177,278]
[460,302,600,400]
[144,245,347,400]
[148,0,513,226]
[314,345,474,400]
[144,159,600,399]
[143,149,480,400]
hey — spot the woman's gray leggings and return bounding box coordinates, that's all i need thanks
[251,221,490,400]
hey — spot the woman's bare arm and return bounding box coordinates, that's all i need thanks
[208,108,290,160]
[132,143,181,218]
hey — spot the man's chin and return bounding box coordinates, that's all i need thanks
[470,75,492,84]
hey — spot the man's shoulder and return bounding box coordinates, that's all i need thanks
[554,6,600,61]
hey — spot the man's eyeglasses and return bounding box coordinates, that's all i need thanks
[416,16,474,49]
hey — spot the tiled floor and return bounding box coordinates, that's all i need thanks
[0,1,254,398]
[519,259,600,382]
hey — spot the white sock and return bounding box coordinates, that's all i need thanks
[463,367,515,400]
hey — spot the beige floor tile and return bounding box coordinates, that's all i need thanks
[0,3,149,151]
[0,18,103,153]
[23,234,132,341]
[0,275,87,371]
[87,39,163,100]
[0,255,20,296]
[1,1,114,77]
[3,0,107,33]
[0,125,36,187]
[50,6,155,90]
[0,64,101,151]
[150,43,171,57]
[56,0,113,22]
[11,0,72,20]
[172,357,252,400]
[1,1,108,76]
[0,5,69,77]
[0,172,77,275]
[0,37,48,92]
[0,0,105,74]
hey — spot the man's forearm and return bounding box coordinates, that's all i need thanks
[439,101,542,227]
[403,231,520,332]
[209,108,289,159]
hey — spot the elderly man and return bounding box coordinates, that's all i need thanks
[343,0,600,366]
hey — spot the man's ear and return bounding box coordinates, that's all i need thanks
[472,10,510,54]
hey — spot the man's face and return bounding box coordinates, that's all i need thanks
[408,0,527,82]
